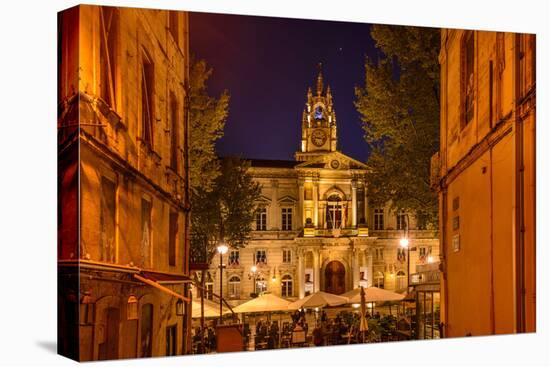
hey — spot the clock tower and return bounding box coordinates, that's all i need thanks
[295,65,338,161]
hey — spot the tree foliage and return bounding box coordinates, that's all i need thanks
[190,157,261,263]
[189,57,229,193]
[355,25,440,228]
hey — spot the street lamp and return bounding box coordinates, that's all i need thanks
[217,242,229,323]
[249,265,258,297]
[399,214,416,291]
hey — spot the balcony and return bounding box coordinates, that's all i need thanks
[314,228,359,237]
[369,229,439,239]
[410,262,441,286]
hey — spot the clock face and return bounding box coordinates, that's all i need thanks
[311,129,327,147]
[330,160,340,169]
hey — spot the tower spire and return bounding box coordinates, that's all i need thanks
[316,62,324,95]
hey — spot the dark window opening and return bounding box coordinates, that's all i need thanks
[141,50,155,148]
[169,212,178,267]
[282,207,293,230]
[462,31,475,126]
[374,208,384,230]
[255,207,267,231]
[99,6,119,108]
[166,325,177,356]
[170,93,179,171]
[140,304,153,358]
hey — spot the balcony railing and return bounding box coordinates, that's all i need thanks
[314,228,359,237]
[368,229,439,239]
[410,269,440,286]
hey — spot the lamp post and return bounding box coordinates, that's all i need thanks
[399,214,416,291]
[249,265,258,297]
[217,242,229,324]
[400,237,411,291]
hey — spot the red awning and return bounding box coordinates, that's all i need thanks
[140,270,192,282]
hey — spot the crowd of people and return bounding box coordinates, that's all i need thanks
[192,326,217,354]
[192,308,411,353]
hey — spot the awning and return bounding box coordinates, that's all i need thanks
[139,270,192,283]
[134,274,190,302]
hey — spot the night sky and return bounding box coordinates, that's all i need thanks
[190,12,381,162]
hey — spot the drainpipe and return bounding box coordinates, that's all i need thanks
[514,33,526,333]
[440,186,448,338]
[182,11,192,354]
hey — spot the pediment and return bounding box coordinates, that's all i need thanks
[255,195,272,204]
[277,195,297,204]
[295,151,368,171]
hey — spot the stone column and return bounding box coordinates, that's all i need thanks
[352,247,359,289]
[298,179,305,229]
[367,249,373,287]
[271,180,279,230]
[313,250,320,292]
[297,249,305,298]
[351,180,357,227]
[313,178,319,227]
[364,184,369,227]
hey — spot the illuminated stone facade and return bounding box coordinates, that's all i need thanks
[58,5,192,360]
[435,30,536,337]
[204,70,439,306]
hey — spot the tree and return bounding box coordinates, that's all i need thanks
[354,25,440,228]
[189,57,230,193]
[190,157,261,264]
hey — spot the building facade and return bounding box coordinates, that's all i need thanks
[202,70,439,307]
[58,5,192,361]
[435,30,536,337]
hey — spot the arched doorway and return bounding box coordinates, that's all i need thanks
[98,307,120,360]
[140,304,153,358]
[324,260,346,294]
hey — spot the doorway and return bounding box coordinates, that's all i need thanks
[98,307,120,360]
[324,260,346,294]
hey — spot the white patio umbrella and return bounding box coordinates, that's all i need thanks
[191,298,226,318]
[288,291,348,310]
[342,286,405,304]
[232,293,292,313]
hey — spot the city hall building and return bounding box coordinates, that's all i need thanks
[204,70,439,306]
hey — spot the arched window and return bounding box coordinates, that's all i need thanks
[228,276,240,299]
[326,194,342,229]
[396,271,407,290]
[255,276,267,295]
[374,271,385,289]
[281,275,293,297]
